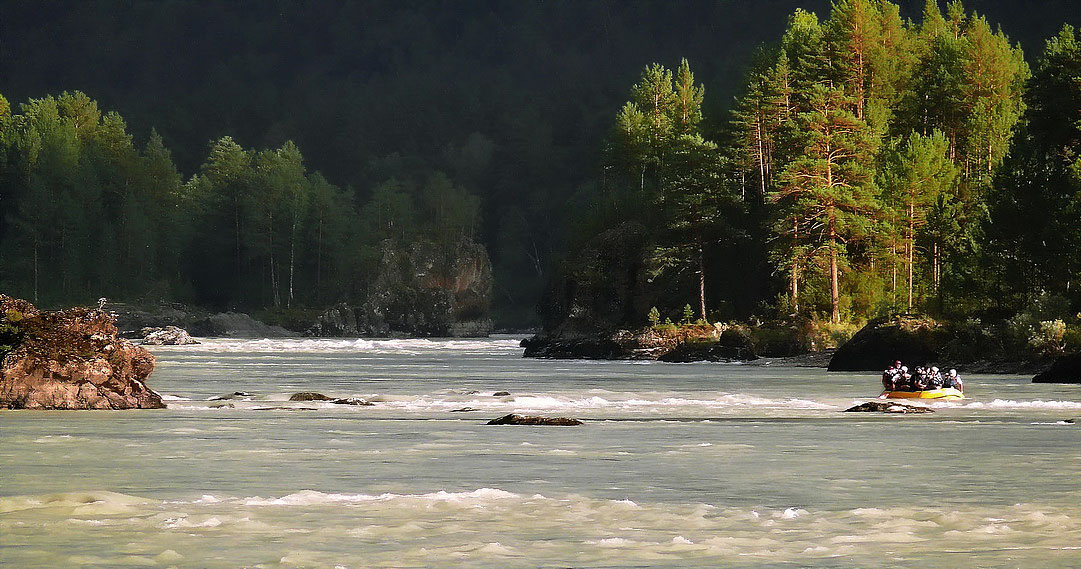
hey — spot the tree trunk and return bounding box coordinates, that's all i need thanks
[316,217,323,301]
[830,212,840,324]
[270,212,281,309]
[791,216,800,314]
[288,211,297,309]
[907,201,915,311]
[933,241,940,292]
[756,118,766,199]
[234,196,242,287]
[33,239,39,305]
[696,234,707,322]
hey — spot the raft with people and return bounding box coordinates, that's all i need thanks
[878,361,965,400]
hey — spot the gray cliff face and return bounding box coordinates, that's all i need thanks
[309,239,493,337]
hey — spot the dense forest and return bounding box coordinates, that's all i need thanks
[1,0,1078,339]
[0,98,481,313]
[558,0,1080,353]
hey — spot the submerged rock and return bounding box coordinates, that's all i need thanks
[288,392,372,405]
[1032,352,1081,384]
[289,392,333,401]
[844,401,934,414]
[486,413,583,425]
[331,397,374,406]
[209,391,255,401]
[0,295,164,410]
[141,326,199,345]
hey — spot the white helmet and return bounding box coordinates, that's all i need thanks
[931,367,939,373]
[901,366,908,372]
[949,369,957,376]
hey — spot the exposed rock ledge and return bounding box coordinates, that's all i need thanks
[1,295,165,410]
[487,413,583,425]
[844,401,933,413]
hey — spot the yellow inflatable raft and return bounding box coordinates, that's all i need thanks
[880,387,964,400]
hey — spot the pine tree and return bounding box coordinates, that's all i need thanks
[772,84,879,322]
[672,58,705,136]
[881,131,959,309]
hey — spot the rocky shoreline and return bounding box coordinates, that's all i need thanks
[522,317,1069,379]
[521,325,757,362]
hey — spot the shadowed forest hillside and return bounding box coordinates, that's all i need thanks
[1,0,1078,333]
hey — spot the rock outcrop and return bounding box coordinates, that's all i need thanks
[109,302,210,337]
[188,312,294,338]
[289,392,333,401]
[109,302,295,339]
[307,238,493,337]
[534,222,652,339]
[522,325,758,362]
[487,413,583,426]
[844,401,934,413]
[288,392,374,405]
[828,316,943,371]
[1032,353,1081,383]
[140,326,199,345]
[0,295,164,410]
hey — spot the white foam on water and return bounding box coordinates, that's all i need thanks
[239,487,522,507]
[162,337,524,355]
[965,399,1081,410]
[0,491,151,514]
[5,488,1081,568]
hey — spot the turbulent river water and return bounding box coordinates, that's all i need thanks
[2,336,1080,568]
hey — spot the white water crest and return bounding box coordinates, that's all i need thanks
[154,336,526,355]
[3,337,1080,568]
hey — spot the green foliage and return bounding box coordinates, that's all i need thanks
[1028,319,1067,356]
[681,304,695,324]
[0,92,482,312]
[647,306,661,326]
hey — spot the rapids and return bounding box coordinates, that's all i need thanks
[1,336,1079,568]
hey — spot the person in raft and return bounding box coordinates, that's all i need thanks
[882,361,903,390]
[943,369,964,392]
[883,362,961,392]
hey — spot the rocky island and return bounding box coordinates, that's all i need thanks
[0,295,165,410]
[308,238,493,337]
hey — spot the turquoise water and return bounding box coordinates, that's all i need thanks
[2,337,1079,568]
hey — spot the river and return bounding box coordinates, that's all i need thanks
[2,336,1079,568]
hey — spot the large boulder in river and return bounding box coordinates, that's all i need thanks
[140,326,199,345]
[1032,352,1081,383]
[307,238,493,337]
[828,316,943,371]
[0,295,164,410]
[188,312,294,338]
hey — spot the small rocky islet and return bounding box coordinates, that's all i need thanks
[0,295,164,410]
